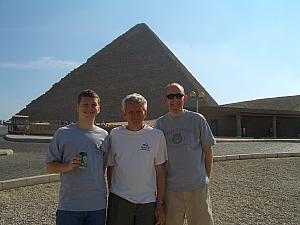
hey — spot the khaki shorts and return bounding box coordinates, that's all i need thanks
[165,186,214,225]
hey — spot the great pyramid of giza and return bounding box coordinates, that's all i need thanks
[18,23,218,122]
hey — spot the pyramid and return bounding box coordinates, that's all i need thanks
[18,23,218,122]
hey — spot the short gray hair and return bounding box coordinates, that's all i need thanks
[121,93,147,112]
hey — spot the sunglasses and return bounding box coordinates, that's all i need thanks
[166,93,185,99]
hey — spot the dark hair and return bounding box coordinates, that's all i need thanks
[77,89,100,104]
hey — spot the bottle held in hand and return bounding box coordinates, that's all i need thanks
[79,152,87,168]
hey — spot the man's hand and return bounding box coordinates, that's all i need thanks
[46,154,81,174]
[155,203,165,225]
[68,154,81,170]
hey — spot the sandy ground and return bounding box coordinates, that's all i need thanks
[0,157,299,225]
[1,135,300,224]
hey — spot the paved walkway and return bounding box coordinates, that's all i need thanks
[0,126,8,137]
[1,132,300,191]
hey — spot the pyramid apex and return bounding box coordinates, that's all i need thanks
[133,23,149,28]
[126,23,153,33]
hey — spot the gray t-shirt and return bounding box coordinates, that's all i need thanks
[45,123,108,211]
[156,110,216,192]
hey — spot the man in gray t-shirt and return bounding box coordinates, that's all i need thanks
[45,89,108,225]
[155,83,215,225]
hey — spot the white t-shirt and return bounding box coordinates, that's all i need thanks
[108,125,168,204]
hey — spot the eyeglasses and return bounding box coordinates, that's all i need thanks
[166,93,185,99]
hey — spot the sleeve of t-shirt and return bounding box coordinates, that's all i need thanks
[101,134,110,153]
[107,132,115,166]
[154,131,168,165]
[154,118,161,130]
[45,129,63,163]
[102,135,110,167]
[199,116,216,150]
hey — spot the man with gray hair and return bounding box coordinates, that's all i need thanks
[106,93,168,225]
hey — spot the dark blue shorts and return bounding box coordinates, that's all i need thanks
[56,209,106,225]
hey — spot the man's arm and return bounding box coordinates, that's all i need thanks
[203,147,213,178]
[155,163,166,225]
[106,165,114,191]
[46,155,80,174]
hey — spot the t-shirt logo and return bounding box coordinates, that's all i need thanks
[140,143,150,151]
[172,133,183,144]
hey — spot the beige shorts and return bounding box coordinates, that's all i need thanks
[165,185,214,225]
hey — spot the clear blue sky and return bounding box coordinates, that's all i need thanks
[1,0,299,120]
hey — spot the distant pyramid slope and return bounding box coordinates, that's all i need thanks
[223,95,300,111]
[18,23,218,122]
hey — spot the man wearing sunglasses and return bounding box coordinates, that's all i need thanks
[155,83,215,225]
